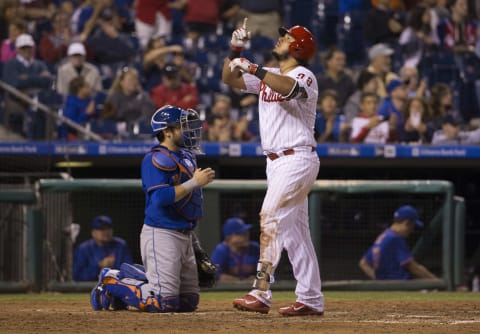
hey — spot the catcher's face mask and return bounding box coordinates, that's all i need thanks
[180,109,203,154]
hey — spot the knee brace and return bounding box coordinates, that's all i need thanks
[178,293,199,312]
[253,261,274,291]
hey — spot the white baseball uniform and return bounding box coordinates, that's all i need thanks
[240,66,323,312]
[350,116,390,143]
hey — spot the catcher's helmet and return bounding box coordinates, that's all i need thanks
[278,25,317,63]
[151,105,202,152]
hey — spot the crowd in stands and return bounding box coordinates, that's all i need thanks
[1,0,480,145]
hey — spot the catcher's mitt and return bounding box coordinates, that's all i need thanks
[195,250,218,288]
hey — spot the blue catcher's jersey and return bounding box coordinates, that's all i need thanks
[141,145,203,230]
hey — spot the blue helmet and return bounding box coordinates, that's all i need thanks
[151,105,203,152]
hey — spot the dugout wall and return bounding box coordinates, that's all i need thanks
[0,179,464,292]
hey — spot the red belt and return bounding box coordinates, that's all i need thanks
[267,147,315,161]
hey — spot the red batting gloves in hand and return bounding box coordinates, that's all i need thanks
[230,18,251,52]
[229,58,259,75]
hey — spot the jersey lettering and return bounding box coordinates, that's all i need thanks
[260,82,286,102]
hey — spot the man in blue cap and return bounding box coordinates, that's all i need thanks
[359,205,438,280]
[73,215,133,281]
[210,217,260,283]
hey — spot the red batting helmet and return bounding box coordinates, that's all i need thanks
[278,25,317,62]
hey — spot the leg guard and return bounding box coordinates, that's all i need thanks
[119,262,147,282]
[178,293,199,312]
[90,268,119,311]
[253,261,274,291]
[102,277,161,312]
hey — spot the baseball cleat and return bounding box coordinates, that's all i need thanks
[278,302,323,316]
[233,295,270,314]
[90,268,111,311]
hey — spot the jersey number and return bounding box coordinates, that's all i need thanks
[296,73,313,87]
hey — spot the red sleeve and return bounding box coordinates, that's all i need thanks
[351,127,370,143]
[151,85,166,108]
[178,83,199,110]
[39,35,67,64]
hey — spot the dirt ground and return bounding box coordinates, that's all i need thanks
[1,298,479,334]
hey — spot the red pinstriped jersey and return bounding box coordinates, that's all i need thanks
[241,66,318,152]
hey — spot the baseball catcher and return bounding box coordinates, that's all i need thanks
[90,105,216,312]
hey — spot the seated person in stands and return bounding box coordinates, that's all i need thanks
[211,217,260,283]
[2,33,52,136]
[0,19,27,64]
[377,79,408,142]
[56,42,103,98]
[86,7,135,68]
[101,67,155,124]
[38,10,72,66]
[202,94,253,142]
[150,62,199,110]
[431,114,480,145]
[344,70,378,123]
[350,92,389,143]
[73,215,133,281]
[359,205,438,280]
[403,97,429,144]
[314,89,349,143]
[317,47,355,107]
[59,76,97,141]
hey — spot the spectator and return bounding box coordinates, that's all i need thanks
[366,43,399,98]
[210,217,260,283]
[86,7,136,66]
[203,94,253,142]
[314,89,349,143]
[102,67,155,124]
[0,0,25,42]
[134,0,173,50]
[317,47,355,107]
[59,75,97,141]
[150,62,199,110]
[399,4,438,67]
[236,0,282,40]
[438,0,477,54]
[426,82,463,135]
[431,114,480,144]
[364,0,404,45]
[377,78,408,142]
[2,33,52,136]
[73,215,133,281]
[344,70,379,123]
[359,205,438,280]
[38,10,72,66]
[178,0,224,42]
[399,65,428,98]
[350,92,389,143]
[75,0,112,42]
[56,42,102,98]
[0,19,27,64]
[403,96,430,143]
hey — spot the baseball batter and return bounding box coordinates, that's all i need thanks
[222,20,324,316]
[90,105,215,312]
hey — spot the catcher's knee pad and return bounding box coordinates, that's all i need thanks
[178,293,199,312]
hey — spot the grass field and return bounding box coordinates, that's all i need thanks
[0,291,479,334]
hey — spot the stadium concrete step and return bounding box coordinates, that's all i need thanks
[0,125,26,141]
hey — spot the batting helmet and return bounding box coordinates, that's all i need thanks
[278,25,317,63]
[151,105,202,152]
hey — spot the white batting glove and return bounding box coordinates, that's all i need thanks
[230,18,251,52]
[229,57,259,75]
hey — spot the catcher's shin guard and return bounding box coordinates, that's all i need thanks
[119,262,147,282]
[102,277,161,312]
[90,268,117,311]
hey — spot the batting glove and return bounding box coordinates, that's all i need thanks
[229,57,258,75]
[230,18,251,52]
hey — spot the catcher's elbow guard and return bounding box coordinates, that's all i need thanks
[252,261,274,291]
